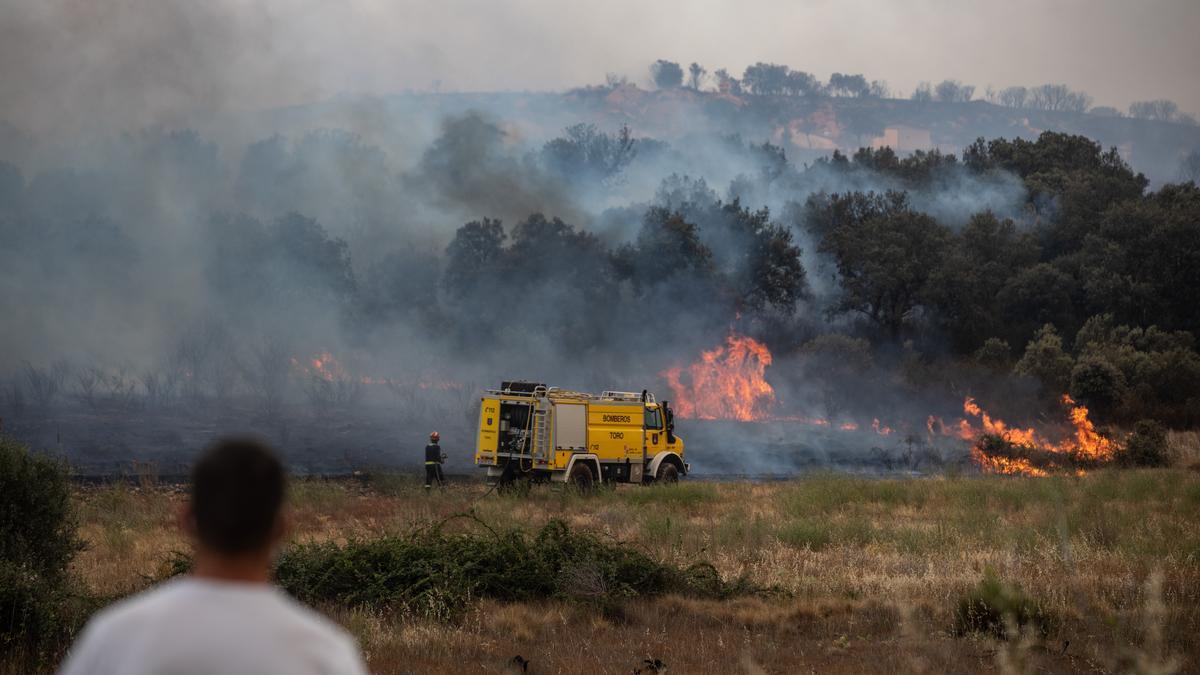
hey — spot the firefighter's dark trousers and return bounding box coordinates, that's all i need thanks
[425,462,444,488]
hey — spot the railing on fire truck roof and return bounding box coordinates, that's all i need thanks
[484,387,656,403]
[601,390,655,403]
[485,386,591,399]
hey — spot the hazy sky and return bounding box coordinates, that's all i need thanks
[2,0,1198,136]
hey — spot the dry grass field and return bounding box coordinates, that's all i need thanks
[63,468,1200,674]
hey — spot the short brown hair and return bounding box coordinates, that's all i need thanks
[190,437,286,554]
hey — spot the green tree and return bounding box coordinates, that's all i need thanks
[910,82,933,102]
[1014,324,1074,393]
[442,218,506,299]
[614,208,728,329]
[963,132,1148,256]
[925,212,1039,350]
[270,212,356,299]
[1072,314,1200,425]
[828,73,870,98]
[1129,99,1179,121]
[541,124,637,186]
[802,190,910,241]
[742,63,792,96]
[616,207,716,290]
[1070,355,1128,421]
[819,207,950,336]
[741,217,808,313]
[996,263,1079,346]
[973,338,1013,370]
[683,201,808,313]
[934,80,974,103]
[1027,84,1092,112]
[713,68,741,95]
[1078,183,1200,333]
[995,86,1028,108]
[507,213,612,292]
[362,247,441,322]
[204,212,355,312]
[1181,150,1200,183]
[650,60,684,89]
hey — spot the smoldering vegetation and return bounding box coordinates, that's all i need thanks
[1,96,1199,474]
[682,421,970,478]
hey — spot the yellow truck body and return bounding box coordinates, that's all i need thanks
[474,382,686,485]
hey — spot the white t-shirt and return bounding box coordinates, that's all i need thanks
[58,577,368,675]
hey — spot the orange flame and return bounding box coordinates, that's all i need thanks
[954,396,1116,475]
[962,396,1044,447]
[926,415,941,436]
[1060,394,1116,462]
[662,332,776,421]
[663,329,1118,477]
[968,446,1049,477]
[663,333,907,433]
[291,352,396,386]
[291,352,348,382]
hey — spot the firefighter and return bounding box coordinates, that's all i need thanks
[424,431,445,489]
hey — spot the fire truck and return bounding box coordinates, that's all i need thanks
[474,382,687,487]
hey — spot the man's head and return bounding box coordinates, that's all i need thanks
[186,437,287,557]
[429,431,439,443]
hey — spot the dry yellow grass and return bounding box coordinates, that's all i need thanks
[68,471,1200,673]
[1169,431,1200,469]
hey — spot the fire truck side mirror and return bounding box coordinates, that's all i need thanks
[663,401,676,443]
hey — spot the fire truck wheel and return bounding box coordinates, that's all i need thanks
[657,462,679,484]
[568,462,595,491]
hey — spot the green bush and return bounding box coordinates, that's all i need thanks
[954,570,1055,638]
[1119,420,1170,467]
[0,436,82,580]
[272,518,764,620]
[0,562,99,667]
[0,437,93,669]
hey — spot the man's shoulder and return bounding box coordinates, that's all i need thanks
[94,578,189,620]
[87,581,358,651]
[83,579,346,638]
[273,590,355,642]
[270,591,365,668]
[62,580,366,675]
[71,578,190,644]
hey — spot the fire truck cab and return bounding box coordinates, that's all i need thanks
[474,381,687,487]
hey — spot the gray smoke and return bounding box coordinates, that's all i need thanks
[3,0,1185,474]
